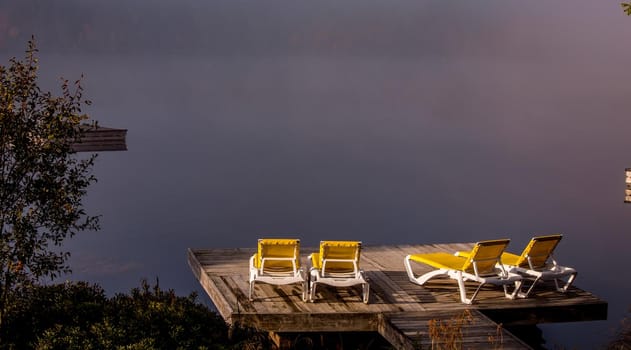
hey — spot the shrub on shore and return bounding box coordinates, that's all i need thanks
[1,280,271,350]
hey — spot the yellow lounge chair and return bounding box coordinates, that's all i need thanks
[404,239,522,304]
[496,234,577,297]
[249,238,308,301]
[308,241,369,304]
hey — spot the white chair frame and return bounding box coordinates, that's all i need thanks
[404,253,522,305]
[308,242,369,304]
[508,254,577,298]
[248,241,308,302]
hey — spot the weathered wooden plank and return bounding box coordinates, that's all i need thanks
[219,275,257,314]
[232,312,380,333]
[366,270,425,312]
[72,126,127,152]
[384,310,533,350]
[187,249,235,321]
[210,275,245,314]
[480,301,608,326]
[377,314,416,350]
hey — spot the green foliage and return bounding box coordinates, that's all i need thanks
[102,279,230,350]
[623,2,631,15]
[0,37,99,330]
[1,280,271,350]
[4,281,106,348]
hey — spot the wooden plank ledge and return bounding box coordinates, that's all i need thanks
[72,125,127,152]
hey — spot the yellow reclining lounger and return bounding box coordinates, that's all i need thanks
[308,241,370,304]
[456,234,577,298]
[497,234,577,297]
[404,239,522,304]
[249,238,308,301]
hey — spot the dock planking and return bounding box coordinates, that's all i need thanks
[188,243,607,349]
[71,126,127,152]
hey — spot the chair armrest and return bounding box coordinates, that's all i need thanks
[249,254,256,268]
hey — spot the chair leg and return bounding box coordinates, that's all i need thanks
[362,282,370,304]
[455,272,475,304]
[309,270,317,302]
[302,280,309,302]
[404,256,448,285]
[469,283,485,304]
[511,280,522,299]
[565,272,577,291]
[518,276,542,298]
[309,280,317,302]
[414,269,449,285]
[555,272,577,293]
[249,281,255,301]
[503,280,522,299]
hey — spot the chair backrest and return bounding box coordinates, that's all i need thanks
[255,238,300,272]
[514,234,563,269]
[462,239,510,275]
[319,241,361,274]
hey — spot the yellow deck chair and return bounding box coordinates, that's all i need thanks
[404,239,522,304]
[248,238,308,301]
[497,234,577,297]
[308,241,369,303]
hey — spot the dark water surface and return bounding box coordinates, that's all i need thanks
[39,53,629,349]
[5,1,630,348]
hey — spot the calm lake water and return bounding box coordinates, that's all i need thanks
[32,52,629,348]
[7,1,628,348]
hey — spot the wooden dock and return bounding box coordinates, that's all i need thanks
[72,125,127,152]
[188,243,607,349]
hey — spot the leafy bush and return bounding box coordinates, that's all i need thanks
[1,280,270,350]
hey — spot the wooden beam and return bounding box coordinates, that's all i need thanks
[383,310,533,350]
[187,249,235,322]
[232,312,380,333]
[480,301,608,326]
[377,314,415,350]
[71,125,127,152]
